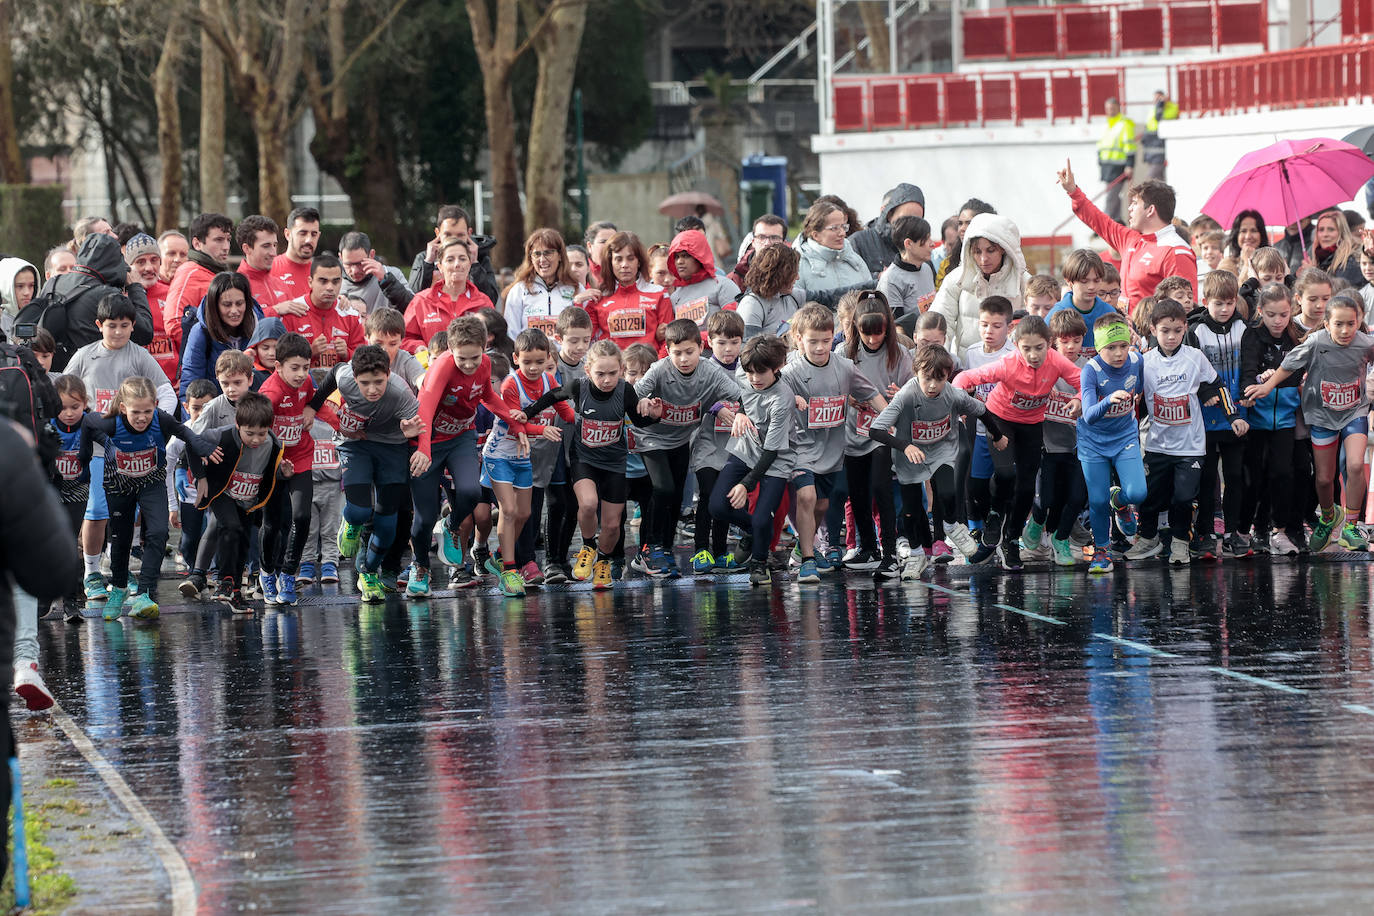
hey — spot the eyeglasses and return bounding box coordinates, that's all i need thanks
[822,222,849,234]
[532,249,557,259]
[755,234,785,244]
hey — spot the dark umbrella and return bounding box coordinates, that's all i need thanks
[1342,126,1374,159]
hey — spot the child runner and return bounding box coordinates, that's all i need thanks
[868,343,997,578]
[565,340,663,588]
[87,377,218,619]
[877,215,936,325]
[1024,275,1060,319]
[842,291,912,579]
[511,334,577,586]
[689,310,747,572]
[953,314,1081,571]
[737,245,803,341]
[1239,283,1304,555]
[633,317,743,576]
[49,375,103,621]
[961,295,1014,546]
[1187,269,1250,559]
[785,304,886,581]
[1049,249,1119,358]
[709,334,794,587]
[1125,299,1247,564]
[1023,309,1089,566]
[299,418,343,585]
[543,307,593,582]
[309,345,424,602]
[188,393,282,612]
[1077,315,1148,574]
[1245,292,1374,553]
[257,332,316,606]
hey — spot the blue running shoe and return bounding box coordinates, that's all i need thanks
[797,558,820,584]
[259,572,280,605]
[103,585,128,621]
[690,550,715,573]
[1110,486,1138,537]
[320,562,339,583]
[296,562,316,585]
[278,574,298,606]
[84,573,107,602]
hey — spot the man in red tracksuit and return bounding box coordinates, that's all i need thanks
[278,253,366,373]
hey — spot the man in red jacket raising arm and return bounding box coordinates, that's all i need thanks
[1057,159,1197,310]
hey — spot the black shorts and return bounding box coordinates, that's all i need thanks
[570,460,628,504]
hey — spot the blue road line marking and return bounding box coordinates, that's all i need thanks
[1205,666,1305,694]
[994,603,1065,625]
[1342,704,1374,716]
[1092,633,1182,658]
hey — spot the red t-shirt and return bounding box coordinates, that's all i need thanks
[280,297,367,371]
[588,279,672,351]
[238,262,293,312]
[142,280,179,388]
[270,254,312,301]
[415,353,522,457]
[259,372,317,472]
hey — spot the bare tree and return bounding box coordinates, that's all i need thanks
[200,0,227,214]
[0,0,23,184]
[155,17,188,230]
[524,0,588,233]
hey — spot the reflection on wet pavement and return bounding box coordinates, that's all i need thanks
[37,562,1374,912]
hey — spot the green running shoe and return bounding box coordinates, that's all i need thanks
[1309,505,1345,553]
[338,519,363,559]
[499,569,526,597]
[102,585,128,621]
[358,571,386,603]
[1338,521,1368,551]
[1021,518,1044,552]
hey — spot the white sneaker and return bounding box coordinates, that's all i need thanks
[1271,530,1300,556]
[842,546,862,562]
[1124,535,1163,561]
[1169,538,1192,565]
[901,552,930,579]
[945,523,981,558]
[14,662,53,712]
[896,537,911,560]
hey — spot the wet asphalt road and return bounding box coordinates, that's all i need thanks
[35,558,1374,913]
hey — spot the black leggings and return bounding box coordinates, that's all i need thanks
[902,465,957,549]
[262,474,312,575]
[108,482,168,595]
[1032,451,1087,541]
[710,456,787,562]
[693,467,731,556]
[516,487,545,567]
[1139,452,1203,540]
[845,446,897,556]
[546,479,578,565]
[208,498,261,588]
[641,448,690,551]
[1196,430,1244,540]
[1242,426,1296,534]
[987,417,1044,541]
[409,444,481,569]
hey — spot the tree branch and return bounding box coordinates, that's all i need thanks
[288,0,412,127]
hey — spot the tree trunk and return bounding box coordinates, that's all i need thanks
[255,115,291,227]
[525,0,588,232]
[857,2,891,73]
[200,0,226,213]
[484,74,524,268]
[154,17,186,231]
[0,0,24,184]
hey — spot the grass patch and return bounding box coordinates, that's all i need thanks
[41,779,75,790]
[2,810,78,915]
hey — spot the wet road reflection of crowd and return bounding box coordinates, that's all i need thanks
[36,564,1374,912]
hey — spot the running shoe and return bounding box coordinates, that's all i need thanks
[358,572,386,603]
[544,564,569,585]
[592,559,613,590]
[845,549,881,571]
[1251,533,1272,555]
[931,540,955,563]
[437,521,465,568]
[748,559,771,587]
[128,591,159,620]
[1271,530,1299,556]
[901,553,930,580]
[1089,553,1114,575]
[337,520,363,559]
[715,553,744,571]
[629,547,652,575]
[179,573,206,601]
[499,569,526,597]
[572,546,596,581]
[13,662,53,712]
[896,537,911,560]
[406,566,432,599]
[1223,533,1253,558]
[1020,518,1044,552]
[969,543,998,565]
[1050,535,1076,566]
[1310,505,1345,553]
[259,571,280,605]
[945,523,980,558]
[278,574,299,607]
[451,564,478,589]
[981,512,1005,548]
[379,570,401,592]
[1168,538,1192,565]
[663,555,683,579]
[874,555,900,580]
[690,550,716,573]
[320,562,340,583]
[1110,486,1138,537]
[522,561,544,585]
[1124,536,1162,560]
[643,547,671,577]
[84,573,107,602]
[797,558,820,584]
[296,563,316,585]
[1339,522,1369,551]
[102,585,128,621]
[1000,540,1023,572]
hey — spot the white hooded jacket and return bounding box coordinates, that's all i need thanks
[930,214,1030,358]
[0,257,38,341]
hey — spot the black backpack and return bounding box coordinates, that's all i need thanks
[0,341,61,473]
[12,276,95,369]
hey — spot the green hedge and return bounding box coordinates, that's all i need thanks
[0,185,65,271]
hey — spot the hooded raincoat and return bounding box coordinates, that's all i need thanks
[930,214,1030,358]
[666,230,740,330]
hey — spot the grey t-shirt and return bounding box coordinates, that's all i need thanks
[633,356,741,452]
[1280,328,1374,432]
[226,427,275,509]
[876,259,936,315]
[872,379,987,484]
[689,358,742,473]
[737,287,804,340]
[846,342,913,456]
[727,379,794,479]
[390,348,425,392]
[190,394,238,436]
[334,364,420,445]
[1042,355,1087,454]
[670,276,740,328]
[65,340,172,415]
[784,350,880,475]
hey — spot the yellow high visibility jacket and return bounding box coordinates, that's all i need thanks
[1146,100,1179,133]
[1097,114,1137,165]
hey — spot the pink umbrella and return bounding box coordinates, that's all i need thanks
[1201,138,1374,250]
[658,191,725,218]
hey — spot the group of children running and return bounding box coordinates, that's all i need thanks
[33,217,1374,621]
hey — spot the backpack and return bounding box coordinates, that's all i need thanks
[0,341,61,473]
[12,276,95,369]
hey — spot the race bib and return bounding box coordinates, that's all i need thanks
[311,350,342,370]
[855,405,877,434]
[1104,396,1136,419]
[626,425,639,452]
[661,402,701,426]
[314,440,339,469]
[95,388,116,413]
[676,297,709,324]
[227,470,261,502]
[1010,391,1051,412]
[911,415,951,443]
[1321,379,1360,410]
[115,447,157,477]
[432,410,475,436]
[607,308,647,339]
[336,404,369,437]
[1045,389,1077,425]
[714,401,740,433]
[56,449,81,481]
[273,417,303,446]
[529,315,558,336]
[807,395,845,428]
[1152,393,1191,426]
[580,418,621,447]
